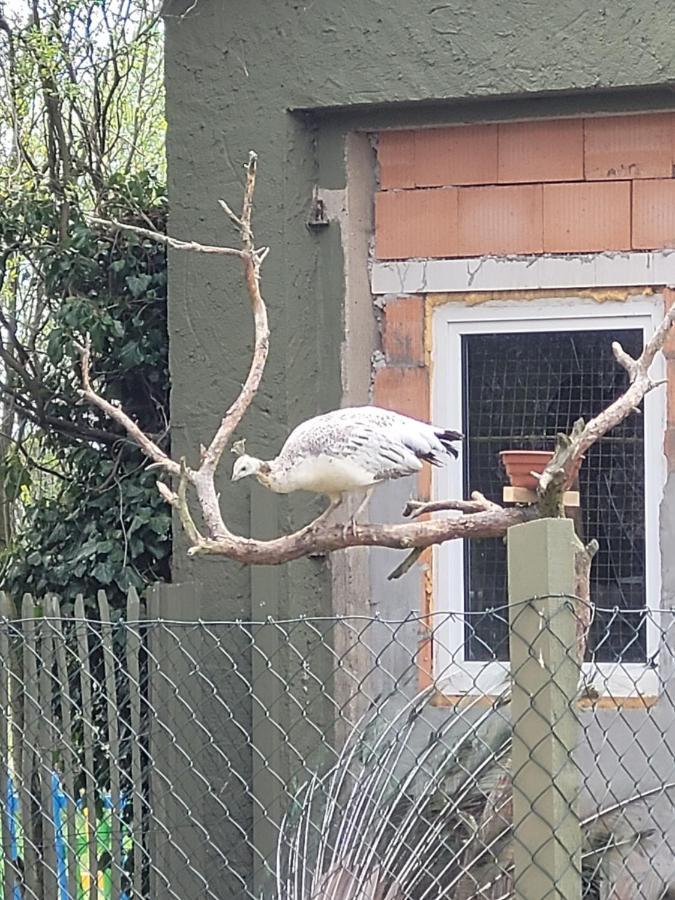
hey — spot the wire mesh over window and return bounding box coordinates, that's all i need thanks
[461,328,646,664]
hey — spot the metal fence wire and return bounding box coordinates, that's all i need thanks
[0,586,674,899]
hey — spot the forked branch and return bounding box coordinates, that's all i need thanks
[76,336,180,477]
[78,154,675,571]
[403,491,501,520]
[83,152,268,541]
[537,301,675,509]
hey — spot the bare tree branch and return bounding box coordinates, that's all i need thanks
[75,336,180,474]
[185,505,537,564]
[76,156,675,571]
[582,315,674,454]
[0,429,69,482]
[537,300,675,506]
[87,215,245,257]
[389,491,505,578]
[217,198,243,230]
[157,461,204,546]
[0,373,133,448]
[200,154,269,474]
[81,153,268,541]
[403,491,502,520]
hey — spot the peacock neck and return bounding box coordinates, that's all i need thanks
[255,459,285,492]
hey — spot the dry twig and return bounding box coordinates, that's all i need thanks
[75,336,180,477]
[537,306,675,511]
[87,215,245,258]
[78,155,675,573]
[403,491,501,520]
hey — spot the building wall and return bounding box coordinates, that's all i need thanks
[371,117,675,692]
[367,117,675,890]
[162,0,675,620]
[162,2,675,892]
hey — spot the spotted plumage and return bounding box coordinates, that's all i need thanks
[231,406,461,523]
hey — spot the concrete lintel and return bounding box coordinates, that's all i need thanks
[372,250,675,295]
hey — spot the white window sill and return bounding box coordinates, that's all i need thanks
[436,659,660,701]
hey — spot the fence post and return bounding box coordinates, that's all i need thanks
[147,582,208,899]
[507,517,582,900]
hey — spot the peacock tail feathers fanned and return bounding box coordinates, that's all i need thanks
[276,687,667,899]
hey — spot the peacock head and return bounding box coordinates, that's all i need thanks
[231,453,265,482]
[231,438,272,484]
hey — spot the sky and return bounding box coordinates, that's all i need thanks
[1,0,26,24]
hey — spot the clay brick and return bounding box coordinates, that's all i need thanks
[498,119,583,183]
[374,187,459,259]
[543,181,631,253]
[383,296,425,366]
[413,124,498,187]
[377,130,416,189]
[633,178,675,249]
[584,113,673,180]
[372,366,429,420]
[457,184,543,256]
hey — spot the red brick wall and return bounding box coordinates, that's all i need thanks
[375,112,675,260]
[372,113,675,476]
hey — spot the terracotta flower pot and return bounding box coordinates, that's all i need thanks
[499,450,554,491]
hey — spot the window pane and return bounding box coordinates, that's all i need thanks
[461,328,646,663]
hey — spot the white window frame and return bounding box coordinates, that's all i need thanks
[431,295,666,699]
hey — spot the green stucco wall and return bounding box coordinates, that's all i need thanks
[165,0,675,114]
[162,2,675,893]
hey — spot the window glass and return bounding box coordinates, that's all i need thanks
[462,328,646,663]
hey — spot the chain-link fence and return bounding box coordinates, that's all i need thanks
[0,572,674,899]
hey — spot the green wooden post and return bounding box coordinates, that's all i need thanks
[507,518,582,900]
[147,583,207,898]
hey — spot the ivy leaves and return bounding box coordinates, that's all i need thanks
[12,464,170,602]
[1,173,172,608]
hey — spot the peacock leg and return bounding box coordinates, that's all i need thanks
[311,494,342,528]
[344,487,374,538]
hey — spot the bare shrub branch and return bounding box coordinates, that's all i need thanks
[403,491,502,520]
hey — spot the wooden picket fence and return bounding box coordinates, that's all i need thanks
[0,589,145,900]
